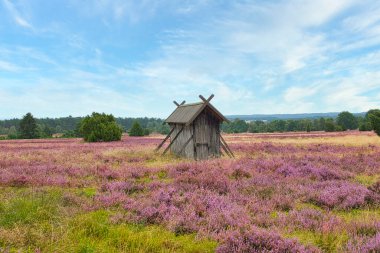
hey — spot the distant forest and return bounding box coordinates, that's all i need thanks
[0,110,376,139]
[0,116,170,138]
[222,111,374,133]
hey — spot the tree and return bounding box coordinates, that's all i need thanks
[319,117,326,131]
[37,124,54,138]
[325,120,335,132]
[129,121,144,136]
[306,123,311,132]
[367,109,380,136]
[19,113,38,139]
[143,128,150,136]
[336,111,358,130]
[8,126,18,139]
[79,112,123,142]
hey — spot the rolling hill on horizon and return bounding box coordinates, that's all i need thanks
[226,112,367,121]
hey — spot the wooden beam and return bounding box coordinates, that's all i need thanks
[173,101,180,106]
[179,135,193,155]
[155,127,175,151]
[185,94,214,126]
[200,94,229,123]
[180,100,186,105]
[220,135,235,158]
[163,126,184,155]
[199,94,214,103]
[220,141,232,158]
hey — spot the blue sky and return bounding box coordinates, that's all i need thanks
[1,0,380,119]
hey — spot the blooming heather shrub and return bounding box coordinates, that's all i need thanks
[94,191,128,208]
[366,181,380,205]
[272,194,294,211]
[170,162,231,194]
[1,132,380,251]
[348,221,380,237]
[345,233,380,253]
[216,227,318,253]
[276,163,349,181]
[362,233,380,252]
[100,181,143,194]
[124,187,251,238]
[96,165,121,180]
[279,208,341,232]
[230,167,251,179]
[369,181,380,194]
[309,181,370,210]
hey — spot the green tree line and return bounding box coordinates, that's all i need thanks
[0,114,170,140]
[222,110,379,134]
[1,110,380,140]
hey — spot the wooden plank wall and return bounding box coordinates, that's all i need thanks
[193,108,221,160]
[169,123,194,159]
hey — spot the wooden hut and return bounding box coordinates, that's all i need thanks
[156,94,234,160]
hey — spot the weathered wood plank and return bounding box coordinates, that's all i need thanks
[163,126,184,155]
[179,135,193,155]
[155,127,175,151]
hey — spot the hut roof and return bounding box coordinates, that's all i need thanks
[165,100,229,125]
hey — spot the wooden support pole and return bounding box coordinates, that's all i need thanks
[220,135,235,158]
[186,95,214,126]
[220,141,232,158]
[163,126,184,155]
[180,100,186,105]
[155,127,175,152]
[173,101,180,106]
[199,94,214,103]
[179,135,193,155]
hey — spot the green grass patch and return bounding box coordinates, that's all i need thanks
[333,208,380,222]
[0,191,217,252]
[82,187,97,198]
[354,174,379,186]
[284,229,349,253]
[294,202,323,211]
[0,189,62,228]
[53,210,217,253]
[157,170,168,179]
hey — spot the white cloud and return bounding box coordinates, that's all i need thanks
[0,60,20,72]
[2,0,33,28]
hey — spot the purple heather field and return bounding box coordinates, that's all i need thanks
[0,131,379,252]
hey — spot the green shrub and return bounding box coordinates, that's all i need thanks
[367,109,380,136]
[129,121,144,136]
[325,122,335,132]
[359,122,372,131]
[19,112,38,139]
[337,111,358,130]
[143,128,150,136]
[79,112,123,142]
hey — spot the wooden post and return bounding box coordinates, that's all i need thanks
[173,100,186,107]
[155,127,175,152]
[199,94,214,103]
[220,135,235,158]
[186,95,214,126]
[220,141,232,158]
[179,135,193,155]
[163,126,184,155]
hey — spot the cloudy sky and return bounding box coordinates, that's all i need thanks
[1,0,380,119]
